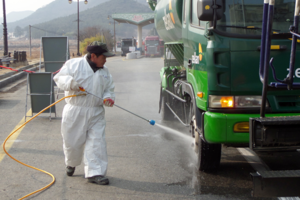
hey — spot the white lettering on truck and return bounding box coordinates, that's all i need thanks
[286,68,300,78]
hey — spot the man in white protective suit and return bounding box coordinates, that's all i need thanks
[53,41,115,185]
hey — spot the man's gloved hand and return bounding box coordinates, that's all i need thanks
[103,98,114,107]
[70,80,81,91]
[79,87,85,92]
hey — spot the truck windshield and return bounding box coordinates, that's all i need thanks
[122,41,133,47]
[216,0,297,37]
[146,40,159,46]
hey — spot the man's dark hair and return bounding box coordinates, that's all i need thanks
[87,52,102,59]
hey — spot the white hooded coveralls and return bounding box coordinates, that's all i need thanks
[53,55,115,178]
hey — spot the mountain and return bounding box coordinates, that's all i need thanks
[7,0,109,32]
[29,0,154,39]
[0,11,34,23]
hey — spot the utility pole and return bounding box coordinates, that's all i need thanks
[29,25,31,57]
[2,0,8,56]
[114,20,116,53]
[77,0,80,56]
[107,15,117,53]
[68,0,88,57]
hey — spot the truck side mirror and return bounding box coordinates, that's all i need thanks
[197,0,223,21]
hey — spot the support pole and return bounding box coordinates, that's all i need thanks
[132,36,134,47]
[260,0,274,118]
[2,0,8,56]
[137,25,142,49]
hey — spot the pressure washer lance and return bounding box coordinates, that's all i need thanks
[79,87,155,125]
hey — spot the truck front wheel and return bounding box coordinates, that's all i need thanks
[196,134,221,171]
[190,108,221,171]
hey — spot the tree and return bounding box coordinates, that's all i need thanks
[79,28,114,54]
[80,34,106,55]
[80,27,101,41]
[14,26,23,37]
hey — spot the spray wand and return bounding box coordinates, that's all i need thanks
[79,87,155,125]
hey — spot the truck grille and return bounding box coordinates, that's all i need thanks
[147,46,157,54]
[275,95,300,111]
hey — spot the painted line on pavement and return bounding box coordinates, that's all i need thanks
[237,148,270,171]
[0,109,32,163]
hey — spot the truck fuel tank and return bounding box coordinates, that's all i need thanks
[155,0,183,42]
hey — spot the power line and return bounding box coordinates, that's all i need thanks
[31,25,63,36]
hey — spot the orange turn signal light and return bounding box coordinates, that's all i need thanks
[233,122,249,133]
[197,92,203,98]
[220,96,233,107]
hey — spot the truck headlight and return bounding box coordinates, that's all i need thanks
[209,95,269,108]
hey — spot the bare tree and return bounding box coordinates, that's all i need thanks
[80,27,101,41]
[102,29,113,51]
[79,27,113,51]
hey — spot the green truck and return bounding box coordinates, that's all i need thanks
[148,0,300,185]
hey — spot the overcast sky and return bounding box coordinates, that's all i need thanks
[0,0,86,16]
[0,0,54,15]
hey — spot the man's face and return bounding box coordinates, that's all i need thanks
[91,54,106,67]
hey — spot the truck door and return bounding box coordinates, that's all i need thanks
[186,0,208,94]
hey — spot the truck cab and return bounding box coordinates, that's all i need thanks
[144,36,161,57]
[116,41,121,52]
[121,38,136,56]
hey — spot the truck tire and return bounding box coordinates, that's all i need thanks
[196,135,221,171]
[190,101,221,171]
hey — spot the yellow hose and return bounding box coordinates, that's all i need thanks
[2,93,86,200]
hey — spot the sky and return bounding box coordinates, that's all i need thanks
[0,0,55,16]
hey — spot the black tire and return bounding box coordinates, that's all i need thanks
[196,136,221,171]
[190,99,221,171]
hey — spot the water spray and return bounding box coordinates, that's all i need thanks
[79,87,155,126]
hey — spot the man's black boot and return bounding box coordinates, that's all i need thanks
[88,175,109,185]
[66,166,75,176]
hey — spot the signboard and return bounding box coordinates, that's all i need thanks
[42,37,68,73]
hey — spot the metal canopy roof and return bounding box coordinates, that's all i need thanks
[112,13,154,27]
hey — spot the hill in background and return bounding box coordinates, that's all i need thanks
[7,0,149,32]
[0,11,34,23]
